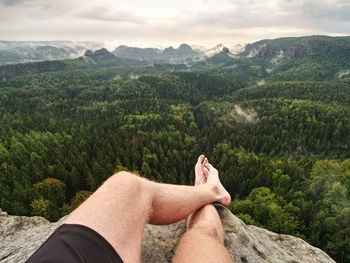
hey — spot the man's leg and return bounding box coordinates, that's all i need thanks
[64,155,231,263]
[173,160,233,263]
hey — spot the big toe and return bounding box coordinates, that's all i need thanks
[197,155,205,164]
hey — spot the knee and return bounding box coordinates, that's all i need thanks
[111,171,137,182]
[109,171,152,201]
[189,221,222,241]
[107,171,142,195]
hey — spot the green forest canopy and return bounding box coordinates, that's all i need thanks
[0,36,350,262]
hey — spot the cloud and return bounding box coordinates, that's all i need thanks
[178,0,350,30]
[278,0,350,20]
[78,6,143,24]
[0,0,349,45]
[0,0,24,6]
[336,69,350,79]
[0,0,79,20]
[230,104,258,124]
[161,0,350,43]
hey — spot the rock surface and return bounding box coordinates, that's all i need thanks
[0,206,335,263]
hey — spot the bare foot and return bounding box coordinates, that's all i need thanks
[194,155,208,186]
[204,163,231,206]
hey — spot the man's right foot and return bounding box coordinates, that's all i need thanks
[194,155,207,186]
[205,163,231,206]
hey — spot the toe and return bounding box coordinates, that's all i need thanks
[197,155,205,164]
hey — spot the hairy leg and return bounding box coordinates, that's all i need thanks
[173,158,233,263]
[64,156,230,263]
[173,205,232,263]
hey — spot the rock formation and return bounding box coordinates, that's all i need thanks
[0,206,335,263]
[112,44,201,63]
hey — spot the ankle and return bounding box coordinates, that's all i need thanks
[205,182,231,206]
[203,182,220,200]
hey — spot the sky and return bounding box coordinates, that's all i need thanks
[0,0,349,48]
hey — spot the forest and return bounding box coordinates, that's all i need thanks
[0,36,349,262]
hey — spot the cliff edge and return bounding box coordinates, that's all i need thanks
[0,206,335,263]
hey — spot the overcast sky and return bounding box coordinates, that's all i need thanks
[0,0,349,47]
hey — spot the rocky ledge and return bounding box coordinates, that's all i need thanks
[0,206,335,263]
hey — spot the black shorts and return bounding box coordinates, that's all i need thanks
[26,224,123,263]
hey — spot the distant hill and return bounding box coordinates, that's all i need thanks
[197,35,350,81]
[0,48,143,79]
[83,48,142,66]
[0,41,205,66]
[2,35,350,81]
[0,41,103,65]
[0,41,204,66]
[112,43,203,63]
[240,35,350,61]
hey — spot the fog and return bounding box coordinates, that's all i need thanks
[230,104,258,124]
[336,69,350,79]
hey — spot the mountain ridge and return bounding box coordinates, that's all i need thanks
[112,43,202,63]
[1,35,350,81]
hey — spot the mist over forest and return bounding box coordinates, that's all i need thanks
[0,40,245,66]
[0,35,350,262]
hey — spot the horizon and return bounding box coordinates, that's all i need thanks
[1,34,349,51]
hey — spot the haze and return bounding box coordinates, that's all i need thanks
[0,0,349,47]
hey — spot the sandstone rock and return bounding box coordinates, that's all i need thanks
[0,207,335,263]
[84,49,93,57]
[222,47,230,53]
